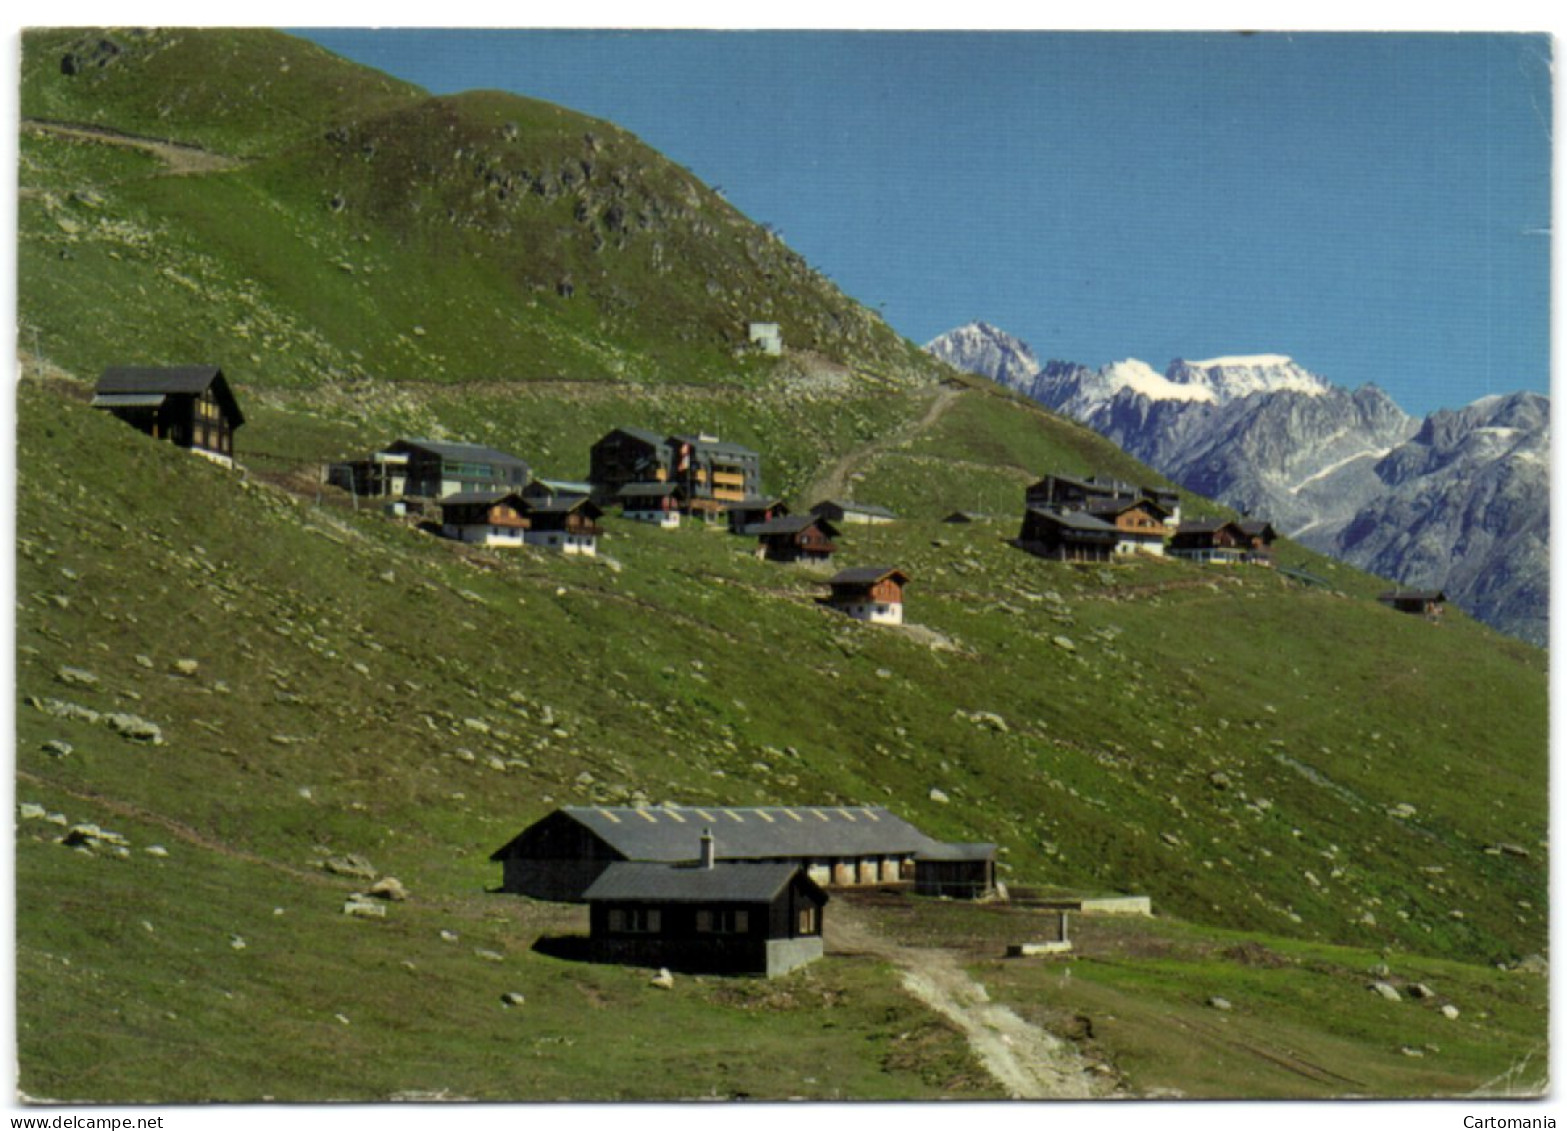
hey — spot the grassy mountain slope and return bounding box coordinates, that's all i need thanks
[13,28,1548,1101]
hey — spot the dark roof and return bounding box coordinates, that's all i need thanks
[811,499,897,519]
[1174,518,1237,535]
[97,365,223,395]
[828,566,908,587]
[522,496,603,517]
[915,842,997,863]
[1026,507,1118,533]
[583,860,816,904]
[748,515,838,537]
[726,496,786,510]
[602,426,670,449]
[494,805,939,863]
[391,438,529,467]
[96,365,245,427]
[1028,472,1098,494]
[440,490,516,507]
[1379,590,1447,603]
[1237,520,1278,539]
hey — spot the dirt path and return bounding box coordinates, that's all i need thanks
[804,383,964,503]
[826,901,1111,1099]
[23,118,243,175]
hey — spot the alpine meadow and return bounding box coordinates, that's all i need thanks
[12,28,1549,1105]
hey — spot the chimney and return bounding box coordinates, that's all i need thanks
[699,827,716,870]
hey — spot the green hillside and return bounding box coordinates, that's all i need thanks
[13,28,1548,1102]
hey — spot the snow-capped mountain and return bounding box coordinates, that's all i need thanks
[926,321,1547,645]
[924,322,1040,387]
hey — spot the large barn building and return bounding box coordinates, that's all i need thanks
[491,805,994,903]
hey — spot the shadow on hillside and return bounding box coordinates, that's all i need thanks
[531,934,594,963]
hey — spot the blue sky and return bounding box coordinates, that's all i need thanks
[296,29,1551,417]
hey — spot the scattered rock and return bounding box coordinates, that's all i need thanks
[439,930,460,943]
[1052,635,1076,653]
[172,659,200,677]
[650,968,675,989]
[144,845,169,858]
[1370,981,1402,1002]
[928,788,950,805]
[500,992,526,1007]
[475,949,506,963]
[367,876,409,902]
[19,803,46,821]
[229,935,247,950]
[1511,954,1548,976]
[321,854,378,880]
[1206,996,1233,1011]
[1407,983,1435,1000]
[56,667,99,687]
[135,655,154,669]
[104,713,163,743]
[343,895,386,918]
[41,740,73,758]
[1441,1004,1461,1020]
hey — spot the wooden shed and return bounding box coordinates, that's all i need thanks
[1378,589,1448,617]
[93,365,244,467]
[584,854,827,977]
[1168,519,1250,564]
[617,481,685,527]
[518,496,603,555]
[1084,497,1171,556]
[914,842,998,900]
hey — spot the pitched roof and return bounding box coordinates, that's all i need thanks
[97,365,223,395]
[522,496,602,516]
[439,490,518,507]
[1085,496,1169,519]
[96,365,245,426]
[828,566,908,587]
[812,500,897,519]
[748,515,838,537]
[583,860,816,904]
[493,805,938,862]
[1026,507,1118,533]
[1379,589,1447,603]
[1174,518,1237,535]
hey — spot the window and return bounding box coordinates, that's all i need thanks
[608,907,661,934]
[797,906,818,935]
[695,908,749,934]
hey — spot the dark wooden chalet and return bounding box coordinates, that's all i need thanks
[585,853,827,977]
[1084,497,1171,556]
[438,490,530,546]
[1168,519,1250,564]
[725,497,790,533]
[748,514,839,564]
[1017,508,1119,562]
[825,566,909,625]
[519,496,604,555]
[914,842,998,900]
[617,481,686,527]
[92,366,244,466]
[1024,473,1115,512]
[1378,589,1448,617]
[588,427,672,502]
[490,804,951,902]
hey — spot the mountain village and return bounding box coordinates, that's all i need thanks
[79,359,1456,982]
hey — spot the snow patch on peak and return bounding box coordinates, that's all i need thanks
[1190,354,1295,369]
[1101,358,1218,404]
